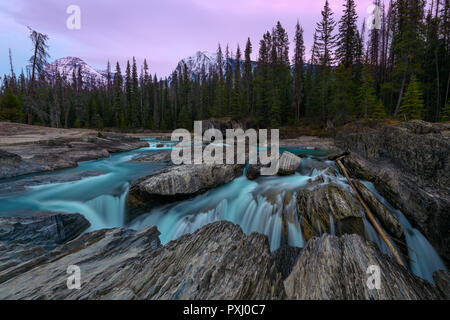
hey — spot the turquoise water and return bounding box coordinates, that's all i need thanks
[0,139,446,283]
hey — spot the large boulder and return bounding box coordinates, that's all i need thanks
[128,163,244,218]
[277,151,301,176]
[284,234,445,300]
[0,221,285,300]
[296,184,365,241]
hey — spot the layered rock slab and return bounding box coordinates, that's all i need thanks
[0,221,285,300]
[284,234,445,300]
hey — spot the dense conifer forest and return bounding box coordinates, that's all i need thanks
[1,0,449,130]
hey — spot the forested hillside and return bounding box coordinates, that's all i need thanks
[1,0,449,130]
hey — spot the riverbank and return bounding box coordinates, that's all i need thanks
[0,122,148,179]
[0,120,448,300]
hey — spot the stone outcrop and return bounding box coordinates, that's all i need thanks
[0,170,105,195]
[272,245,302,280]
[0,122,148,179]
[245,151,301,180]
[284,234,445,300]
[433,270,450,299]
[0,221,285,300]
[353,180,404,239]
[296,184,365,241]
[335,120,450,267]
[128,163,244,217]
[0,212,90,285]
[133,150,172,163]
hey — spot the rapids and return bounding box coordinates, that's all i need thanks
[0,139,446,283]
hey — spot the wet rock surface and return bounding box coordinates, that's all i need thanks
[284,234,445,300]
[296,184,365,241]
[336,121,450,267]
[432,270,450,299]
[277,151,301,175]
[128,163,244,217]
[0,221,285,300]
[353,180,404,239]
[0,170,106,195]
[0,212,90,285]
[133,150,172,163]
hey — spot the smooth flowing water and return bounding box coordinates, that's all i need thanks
[0,139,446,283]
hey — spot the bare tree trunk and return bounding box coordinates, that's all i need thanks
[394,73,407,117]
[28,35,40,125]
[445,70,450,108]
[333,156,406,268]
[435,51,441,121]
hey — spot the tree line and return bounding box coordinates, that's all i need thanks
[1,0,449,130]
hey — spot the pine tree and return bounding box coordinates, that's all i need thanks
[231,45,242,118]
[0,89,23,122]
[224,45,233,116]
[243,38,253,117]
[125,60,132,127]
[254,33,271,125]
[315,0,337,122]
[392,0,426,117]
[113,62,123,127]
[336,0,359,67]
[441,102,450,121]
[358,58,377,118]
[398,75,424,120]
[131,56,140,127]
[293,21,305,123]
[212,43,225,118]
[371,99,386,119]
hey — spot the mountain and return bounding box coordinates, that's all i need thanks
[44,52,258,86]
[174,51,221,79]
[44,57,106,85]
[173,51,256,80]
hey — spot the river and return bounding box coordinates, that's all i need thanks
[0,138,446,283]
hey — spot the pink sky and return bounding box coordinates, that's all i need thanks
[0,0,376,77]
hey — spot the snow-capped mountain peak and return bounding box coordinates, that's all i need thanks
[44,56,106,85]
[175,51,223,79]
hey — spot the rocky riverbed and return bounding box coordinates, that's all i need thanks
[0,120,448,300]
[0,122,148,179]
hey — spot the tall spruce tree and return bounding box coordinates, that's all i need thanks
[231,45,242,118]
[315,0,337,122]
[243,38,253,117]
[293,21,305,123]
[336,0,359,67]
[398,74,424,120]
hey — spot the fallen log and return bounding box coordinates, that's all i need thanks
[332,155,406,268]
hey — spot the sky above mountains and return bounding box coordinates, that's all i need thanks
[1,0,374,78]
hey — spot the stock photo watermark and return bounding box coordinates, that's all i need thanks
[366,265,381,290]
[171,121,280,175]
[66,5,81,30]
[67,265,81,290]
[366,4,381,30]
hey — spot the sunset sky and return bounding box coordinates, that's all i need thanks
[0,0,375,77]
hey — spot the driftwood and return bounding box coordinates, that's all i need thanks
[331,153,406,268]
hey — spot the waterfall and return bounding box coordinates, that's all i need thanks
[129,175,309,251]
[361,181,447,283]
[0,138,446,284]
